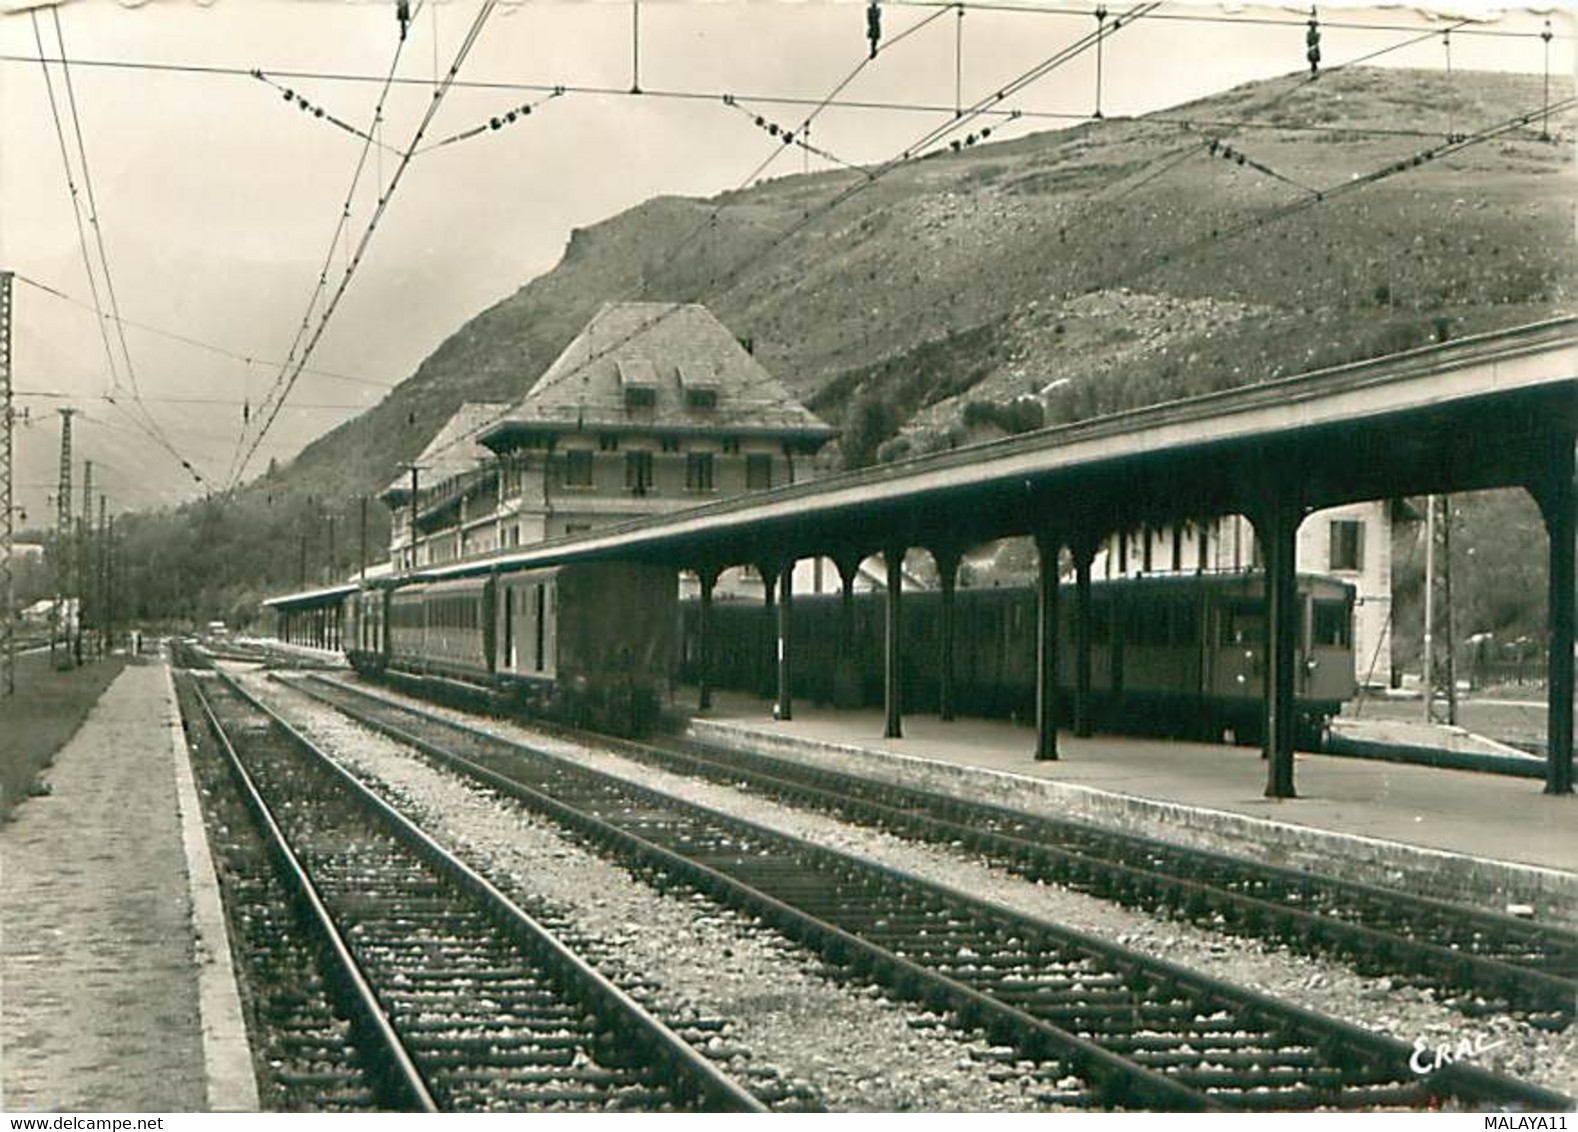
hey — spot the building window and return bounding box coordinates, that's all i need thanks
[564,450,593,487]
[624,386,657,409]
[626,450,654,495]
[565,523,592,535]
[1329,519,1364,572]
[599,433,620,451]
[660,435,680,453]
[722,437,740,454]
[746,454,773,490]
[686,452,714,492]
[685,387,718,409]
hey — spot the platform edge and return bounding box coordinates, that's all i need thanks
[164,660,260,1112]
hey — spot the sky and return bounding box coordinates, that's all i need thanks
[1,0,1571,526]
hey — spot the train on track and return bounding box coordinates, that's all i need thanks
[679,570,1358,746]
[343,560,678,735]
[294,556,1356,746]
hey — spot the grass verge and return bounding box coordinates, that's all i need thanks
[0,650,129,821]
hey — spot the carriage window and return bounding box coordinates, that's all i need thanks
[1329,519,1364,572]
[1221,604,1264,647]
[1313,599,1350,647]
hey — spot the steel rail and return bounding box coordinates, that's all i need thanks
[284,674,1573,1112]
[557,717,1578,1021]
[207,670,769,1113]
[306,671,1578,1021]
[193,678,440,1111]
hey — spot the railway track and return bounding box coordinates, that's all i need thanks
[569,718,1578,1025]
[308,673,1578,1027]
[189,674,766,1112]
[283,673,1572,1112]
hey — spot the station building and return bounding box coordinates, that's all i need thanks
[383,302,836,571]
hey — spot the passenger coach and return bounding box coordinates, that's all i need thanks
[343,560,677,735]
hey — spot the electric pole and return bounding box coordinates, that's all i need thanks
[98,494,108,655]
[0,271,14,695]
[105,514,116,654]
[326,512,337,585]
[359,494,368,582]
[53,408,77,669]
[402,463,425,572]
[77,459,92,664]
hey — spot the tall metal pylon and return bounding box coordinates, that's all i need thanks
[54,407,77,667]
[0,271,14,695]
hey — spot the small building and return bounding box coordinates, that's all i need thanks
[381,402,509,572]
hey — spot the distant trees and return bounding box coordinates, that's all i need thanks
[840,393,899,469]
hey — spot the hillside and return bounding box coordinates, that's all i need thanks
[110,65,1574,624]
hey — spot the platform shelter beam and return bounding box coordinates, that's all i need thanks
[883,546,904,739]
[776,556,795,721]
[1534,430,1576,796]
[1035,530,1062,761]
[696,567,719,712]
[1255,493,1303,799]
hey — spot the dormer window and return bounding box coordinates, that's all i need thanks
[678,364,719,411]
[617,359,659,410]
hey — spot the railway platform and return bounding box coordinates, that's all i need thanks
[0,657,256,1112]
[686,691,1578,925]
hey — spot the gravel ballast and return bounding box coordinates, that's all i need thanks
[242,671,1067,1112]
[293,674,1578,1100]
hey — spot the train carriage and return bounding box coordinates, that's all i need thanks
[347,559,677,735]
[683,571,1356,746]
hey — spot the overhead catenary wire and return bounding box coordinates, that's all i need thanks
[29,12,121,400]
[418,2,1157,468]
[12,273,398,390]
[882,0,1559,39]
[32,10,209,489]
[230,1,499,490]
[15,4,1565,495]
[251,69,405,155]
[227,2,428,487]
[3,50,1544,144]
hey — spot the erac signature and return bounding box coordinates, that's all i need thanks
[1410,1034,1507,1074]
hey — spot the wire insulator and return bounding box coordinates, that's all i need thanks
[867,0,882,59]
[1306,6,1321,76]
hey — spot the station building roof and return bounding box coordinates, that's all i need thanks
[478,302,836,447]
